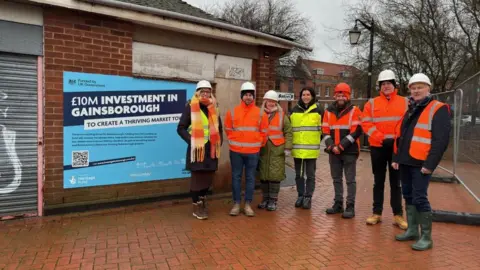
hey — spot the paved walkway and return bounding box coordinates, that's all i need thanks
[1,153,479,270]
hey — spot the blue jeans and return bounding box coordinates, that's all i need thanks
[399,164,432,212]
[230,151,259,204]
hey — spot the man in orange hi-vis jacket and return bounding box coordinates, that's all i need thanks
[224,82,268,217]
[361,69,409,230]
[323,83,363,219]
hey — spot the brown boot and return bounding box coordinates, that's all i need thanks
[394,215,408,230]
[199,196,209,219]
[366,214,382,225]
[192,201,207,220]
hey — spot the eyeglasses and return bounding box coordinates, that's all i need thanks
[199,90,211,95]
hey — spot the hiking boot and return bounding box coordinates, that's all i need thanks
[199,196,208,219]
[267,198,277,211]
[342,203,355,219]
[229,203,241,216]
[302,196,312,209]
[326,201,344,214]
[411,211,433,251]
[366,214,382,225]
[394,215,408,230]
[192,202,207,220]
[295,196,304,208]
[244,203,255,217]
[396,205,419,241]
[258,197,269,209]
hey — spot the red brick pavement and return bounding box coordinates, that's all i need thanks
[1,152,479,270]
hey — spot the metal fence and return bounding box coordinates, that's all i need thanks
[432,72,480,204]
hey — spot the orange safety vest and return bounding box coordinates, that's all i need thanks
[225,103,268,154]
[323,106,362,151]
[361,91,408,147]
[266,111,285,146]
[394,100,445,160]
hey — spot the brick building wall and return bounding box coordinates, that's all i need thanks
[254,46,278,106]
[43,8,192,209]
[42,8,281,211]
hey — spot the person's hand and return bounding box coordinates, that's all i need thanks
[391,162,399,170]
[284,149,291,156]
[421,167,432,174]
[333,146,340,154]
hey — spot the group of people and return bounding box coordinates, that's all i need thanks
[176,69,451,251]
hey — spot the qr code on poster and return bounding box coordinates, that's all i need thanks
[72,150,89,167]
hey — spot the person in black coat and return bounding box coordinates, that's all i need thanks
[392,73,451,251]
[177,80,223,220]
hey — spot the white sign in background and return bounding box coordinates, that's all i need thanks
[133,42,252,81]
[214,55,252,80]
[278,92,295,101]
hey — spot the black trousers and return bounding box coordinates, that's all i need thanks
[294,158,316,197]
[370,146,403,215]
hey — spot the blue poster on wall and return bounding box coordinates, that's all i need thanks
[63,72,195,188]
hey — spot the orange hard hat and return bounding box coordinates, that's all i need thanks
[334,83,351,94]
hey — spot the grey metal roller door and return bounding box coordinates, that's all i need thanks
[0,53,38,216]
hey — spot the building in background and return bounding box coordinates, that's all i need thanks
[0,0,309,218]
[277,57,365,111]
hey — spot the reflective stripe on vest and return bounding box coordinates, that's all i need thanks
[409,100,444,160]
[325,107,358,145]
[188,110,209,143]
[267,111,285,146]
[230,107,263,131]
[227,105,265,152]
[365,96,408,145]
[291,104,322,159]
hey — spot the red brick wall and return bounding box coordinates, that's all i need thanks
[42,8,284,211]
[255,46,278,106]
[42,8,193,209]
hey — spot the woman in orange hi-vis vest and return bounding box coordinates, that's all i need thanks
[224,82,269,217]
[257,90,293,211]
[361,69,409,230]
[392,73,451,251]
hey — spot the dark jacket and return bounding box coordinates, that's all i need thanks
[177,102,223,172]
[323,101,363,155]
[393,96,451,171]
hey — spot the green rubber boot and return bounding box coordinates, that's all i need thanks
[395,205,419,241]
[412,211,433,251]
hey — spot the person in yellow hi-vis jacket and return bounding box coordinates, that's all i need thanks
[290,87,322,209]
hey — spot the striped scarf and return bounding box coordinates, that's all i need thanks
[190,92,220,162]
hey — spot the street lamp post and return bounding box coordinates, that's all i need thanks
[349,19,374,99]
[349,19,374,149]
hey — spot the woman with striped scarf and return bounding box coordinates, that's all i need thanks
[177,80,223,220]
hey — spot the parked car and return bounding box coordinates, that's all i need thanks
[461,115,480,126]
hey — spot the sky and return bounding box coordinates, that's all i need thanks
[184,0,361,65]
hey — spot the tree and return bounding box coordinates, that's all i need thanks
[343,0,479,94]
[208,0,314,65]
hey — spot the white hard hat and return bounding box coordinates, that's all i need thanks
[196,80,211,90]
[263,90,279,101]
[408,73,431,88]
[240,81,255,91]
[377,69,396,82]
